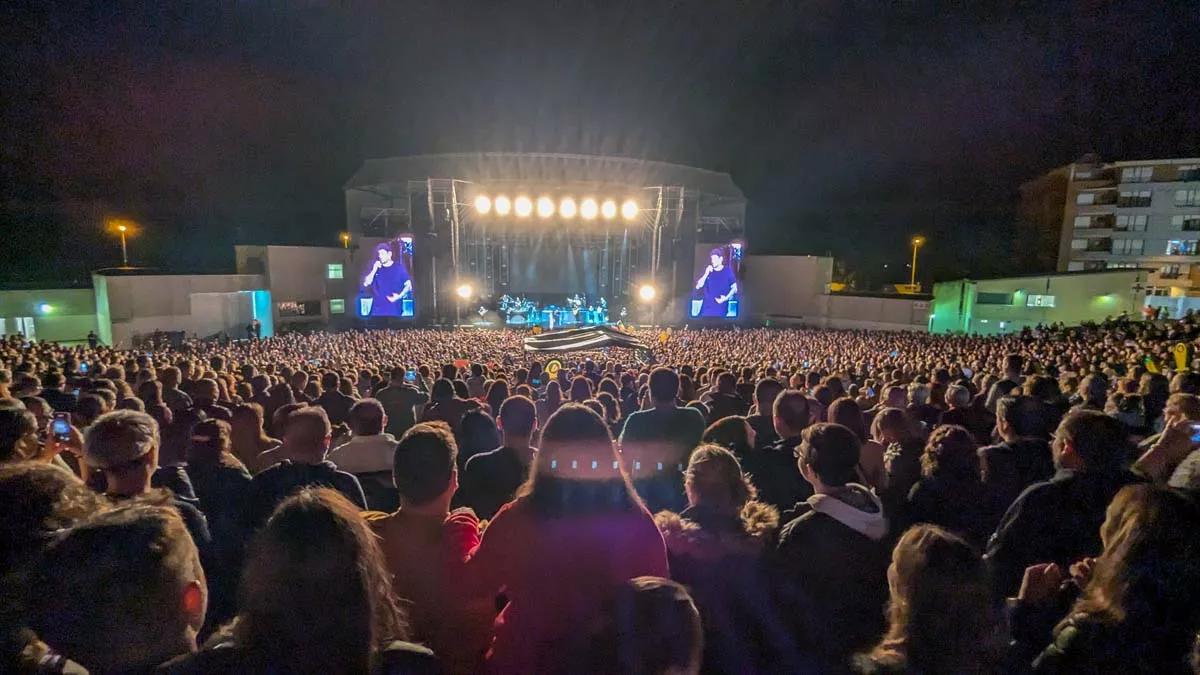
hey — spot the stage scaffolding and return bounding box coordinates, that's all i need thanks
[344,153,746,324]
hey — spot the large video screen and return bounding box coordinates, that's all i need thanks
[357,236,415,318]
[690,242,742,319]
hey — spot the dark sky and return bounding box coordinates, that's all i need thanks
[2,1,1198,286]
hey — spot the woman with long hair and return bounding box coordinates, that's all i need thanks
[465,404,668,674]
[904,425,990,546]
[485,380,509,418]
[229,403,280,475]
[855,524,993,675]
[536,380,562,424]
[187,488,433,674]
[137,380,174,429]
[1013,484,1200,674]
[568,375,594,402]
[654,445,781,674]
[829,398,886,491]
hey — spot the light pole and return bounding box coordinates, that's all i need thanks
[910,236,926,289]
[118,224,129,267]
[340,232,350,249]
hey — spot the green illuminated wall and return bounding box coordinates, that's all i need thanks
[0,288,99,343]
[929,269,1147,335]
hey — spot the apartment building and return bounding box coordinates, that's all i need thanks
[1056,157,1200,296]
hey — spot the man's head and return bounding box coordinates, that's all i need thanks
[754,377,784,414]
[393,422,458,508]
[320,372,340,392]
[1052,409,1129,473]
[283,407,332,462]
[32,503,206,672]
[194,378,219,402]
[945,384,970,409]
[773,389,810,439]
[797,423,861,489]
[1003,353,1024,378]
[41,371,66,392]
[1170,371,1200,395]
[161,366,181,389]
[498,395,537,440]
[347,399,386,437]
[1163,392,1200,425]
[716,371,737,395]
[709,247,724,268]
[996,395,1049,442]
[648,367,680,405]
[84,410,160,497]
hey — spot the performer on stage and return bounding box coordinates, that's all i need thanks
[694,247,738,317]
[362,242,412,316]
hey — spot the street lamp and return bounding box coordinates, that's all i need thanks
[340,232,350,249]
[910,236,926,288]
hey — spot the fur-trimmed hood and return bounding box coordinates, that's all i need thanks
[655,502,779,560]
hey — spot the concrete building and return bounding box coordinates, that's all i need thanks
[1054,156,1200,296]
[235,245,351,329]
[0,286,99,343]
[929,269,1148,336]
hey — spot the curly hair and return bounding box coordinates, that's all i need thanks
[920,425,979,483]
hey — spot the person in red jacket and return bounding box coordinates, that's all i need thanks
[465,403,670,674]
[367,421,494,675]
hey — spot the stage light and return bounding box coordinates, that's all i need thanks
[601,200,618,220]
[456,283,474,299]
[638,284,656,302]
[559,197,577,219]
[474,195,492,215]
[515,195,533,218]
[38,303,53,314]
[580,198,598,220]
[536,196,555,219]
[494,195,512,215]
[621,200,639,220]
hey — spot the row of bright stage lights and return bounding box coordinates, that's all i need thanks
[474,195,640,221]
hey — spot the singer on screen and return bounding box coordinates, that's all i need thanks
[694,247,737,317]
[362,242,412,316]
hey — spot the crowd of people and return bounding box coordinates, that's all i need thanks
[1,317,1200,674]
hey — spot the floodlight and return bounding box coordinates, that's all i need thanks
[474,195,492,215]
[621,200,639,220]
[601,200,618,220]
[494,195,512,215]
[515,196,533,217]
[456,283,473,299]
[580,198,599,220]
[559,197,577,219]
[638,284,656,302]
[536,196,555,218]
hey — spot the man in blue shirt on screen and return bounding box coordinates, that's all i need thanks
[362,241,412,316]
[694,246,737,317]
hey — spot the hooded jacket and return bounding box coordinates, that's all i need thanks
[774,484,891,669]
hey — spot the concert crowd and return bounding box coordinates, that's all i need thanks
[2,318,1200,674]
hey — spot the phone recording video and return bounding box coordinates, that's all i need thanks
[51,413,72,442]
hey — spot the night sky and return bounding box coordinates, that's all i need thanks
[2,1,1198,286]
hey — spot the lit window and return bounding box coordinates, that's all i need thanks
[1176,190,1200,207]
[1120,166,1153,183]
[1167,240,1199,256]
[1026,294,1056,308]
[1076,192,1096,205]
[327,263,344,280]
[330,299,346,314]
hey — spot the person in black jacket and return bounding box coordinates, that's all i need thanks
[1006,484,1200,674]
[984,409,1145,602]
[773,423,890,671]
[746,377,783,451]
[979,395,1055,524]
[741,389,813,512]
[247,407,366,529]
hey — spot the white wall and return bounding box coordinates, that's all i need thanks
[807,294,929,331]
[742,255,833,318]
[98,274,266,347]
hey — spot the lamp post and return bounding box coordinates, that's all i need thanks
[118,224,129,267]
[910,236,926,289]
[340,232,350,249]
